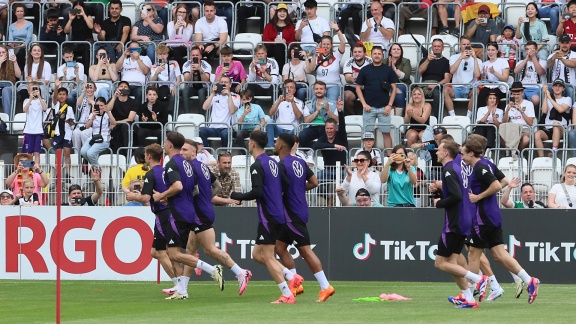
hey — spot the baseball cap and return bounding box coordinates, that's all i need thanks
[559,34,572,43]
[303,0,317,8]
[362,132,375,140]
[192,137,203,144]
[0,189,14,196]
[478,4,490,14]
[553,79,566,87]
[68,184,82,194]
[502,25,514,34]
[433,126,447,135]
[355,188,370,197]
[277,3,288,11]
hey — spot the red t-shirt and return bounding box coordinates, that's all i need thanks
[562,18,576,45]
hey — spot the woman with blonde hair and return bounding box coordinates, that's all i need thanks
[167,4,194,67]
[548,164,576,209]
[131,3,164,62]
[0,44,22,115]
[404,87,431,148]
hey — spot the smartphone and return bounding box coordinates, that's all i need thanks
[134,184,142,191]
[32,86,39,92]
[158,59,165,64]
[73,197,83,204]
[192,57,199,64]
[22,160,35,168]
[216,83,224,94]
[316,47,328,54]
[465,46,472,51]
[99,53,105,59]
[8,49,14,56]
[223,62,230,68]
[564,13,573,20]
[66,61,76,67]
[258,58,267,64]
[522,17,529,23]
[479,18,487,24]
[120,89,131,96]
[435,52,442,58]
[129,47,141,53]
[70,8,80,15]
[177,16,183,22]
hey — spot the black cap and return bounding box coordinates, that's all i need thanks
[355,188,370,197]
[68,184,82,194]
[510,81,524,92]
[559,34,572,43]
[553,79,566,87]
[433,126,447,135]
[303,0,317,8]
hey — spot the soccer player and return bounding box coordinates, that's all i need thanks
[433,140,487,309]
[461,138,540,304]
[129,143,181,296]
[152,132,224,300]
[180,140,252,295]
[274,133,335,302]
[230,131,296,304]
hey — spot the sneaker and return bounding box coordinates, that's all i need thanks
[439,26,449,35]
[527,277,540,304]
[288,274,304,295]
[448,293,466,305]
[162,287,177,296]
[165,292,188,300]
[271,295,296,304]
[450,27,460,37]
[515,280,525,298]
[212,265,225,291]
[486,288,504,301]
[316,285,335,302]
[475,275,488,302]
[456,300,479,309]
[293,285,304,296]
[237,270,252,296]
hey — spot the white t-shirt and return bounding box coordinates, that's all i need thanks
[88,113,111,142]
[248,57,279,88]
[360,17,395,48]
[282,61,307,82]
[483,58,510,93]
[315,50,343,84]
[549,183,576,209]
[121,56,152,85]
[182,59,211,88]
[353,148,382,171]
[194,16,228,41]
[518,59,547,84]
[343,56,373,85]
[24,61,52,81]
[57,62,85,82]
[23,98,44,134]
[295,16,330,43]
[543,96,572,128]
[449,54,482,84]
[548,50,576,84]
[50,101,76,140]
[208,93,241,128]
[274,98,304,130]
[476,106,504,124]
[506,99,535,127]
[196,150,216,164]
[150,60,182,89]
[77,96,95,123]
[167,21,194,43]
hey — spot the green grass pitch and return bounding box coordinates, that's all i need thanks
[1,280,575,323]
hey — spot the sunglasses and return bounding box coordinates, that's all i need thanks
[434,128,446,134]
[463,61,468,71]
[0,195,12,199]
[353,158,369,163]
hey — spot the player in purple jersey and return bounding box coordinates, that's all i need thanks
[130,143,181,297]
[462,138,540,304]
[179,140,252,296]
[152,132,224,300]
[230,131,297,304]
[433,140,487,309]
[274,133,335,302]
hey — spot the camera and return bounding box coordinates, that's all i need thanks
[192,57,199,64]
[22,160,35,168]
[120,89,131,96]
[134,184,142,192]
[73,197,84,205]
[297,52,305,60]
[479,18,487,24]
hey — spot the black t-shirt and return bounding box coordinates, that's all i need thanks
[355,63,399,107]
[100,16,132,42]
[419,57,450,82]
[137,102,168,129]
[112,97,139,121]
[70,15,95,42]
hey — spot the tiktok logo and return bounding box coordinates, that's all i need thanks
[353,233,377,261]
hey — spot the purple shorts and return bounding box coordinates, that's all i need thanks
[22,134,43,153]
[52,136,72,149]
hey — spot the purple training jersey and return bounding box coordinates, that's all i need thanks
[163,154,197,223]
[142,165,170,213]
[437,160,469,236]
[279,155,315,223]
[192,159,216,224]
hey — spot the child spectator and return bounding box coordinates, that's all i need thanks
[497,25,520,62]
[214,46,247,93]
[57,46,85,107]
[22,82,48,165]
[12,178,40,205]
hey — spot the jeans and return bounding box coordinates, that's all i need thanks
[539,5,560,35]
[81,139,110,167]
[265,124,294,147]
[145,44,156,63]
[200,127,230,147]
[394,84,407,108]
[216,6,232,35]
[298,125,325,149]
[568,130,576,158]
[296,84,308,102]
[1,84,13,115]
[325,85,340,102]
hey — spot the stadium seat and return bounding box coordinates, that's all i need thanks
[441,116,470,144]
[174,113,205,139]
[397,34,425,73]
[345,115,363,148]
[430,35,457,58]
[11,113,26,134]
[497,156,528,180]
[530,156,562,193]
[232,154,253,190]
[230,33,261,60]
[0,113,9,132]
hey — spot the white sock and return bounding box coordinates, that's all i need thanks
[197,260,215,276]
[282,268,294,281]
[449,110,456,116]
[290,268,297,274]
[489,275,501,290]
[176,276,187,294]
[171,277,178,286]
[511,272,521,283]
[517,269,531,283]
[181,276,190,294]
[314,270,330,290]
[278,282,292,297]
[462,289,475,303]
[466,110,471,118]
[230,263,243,277]
[464,271,481,283]
[478,269,483,276]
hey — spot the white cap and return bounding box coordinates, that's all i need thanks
[192,137,203,144]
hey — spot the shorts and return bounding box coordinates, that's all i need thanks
[52,136,73,149]
[152,209,171,250]
[22,134,43,153]
[538,127,552,139]
[276,221,311,247]
[436,232,466,257]
[344,85,357,98]
[363,107,392,133]
[256,222,284,245]
[161,217,192,249]
[453,86,471,99]
[190,222,213,234]
[469,225,504,249]
[523,86,540,100]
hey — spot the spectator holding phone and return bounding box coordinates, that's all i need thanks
[307,24,346,102]
[295,0,330,54]
[5,153,49,205]
[107,81,138,153]
[247,44,279,99]
[465,5,498,58]
[89,47,119,101]
[444,36,481,118]
[200,75,240,148]
[234,89,266,150]
[8,4,32,72]
[214,46,246,94]
[134,87,168,146]
[124,179,146,206]
[515,2,549,61]
[167,4,194,68]
[0,44,21,116]
[502,82,535,152]
[380,144,416,207]
[39,8,66,57]
[181,46,212,114]
[150,44,182,114]
[63,171,103,206]
[57,46,85,107]
[557,1,576,51]
[64,0,95,70]
[74,81,98,154]
[93,0,132,62]
[263,3,295,70]
[116,41,152,102]
[18,44,51,101]
[47,79,76,177]
[22,82,48,165]
[282,44,310,102]
[81,97,116,169]
[266,79,304,147]
[131,3,164,63]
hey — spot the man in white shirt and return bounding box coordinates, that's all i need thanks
[247,44,279,98]
[547,34,576,100]
[193,0,228,60]
[359,1,394,48]
[115,41,152,102]
[181,46,212,114]
[192,136,216,166]
[502,82,536,151]
[343,43,372,115]
[515,41,547,109]
[199,75,240,148]
[444,36,481,117]
[265,79,304,147]
[295,0,330,53]
[57,46,85,107]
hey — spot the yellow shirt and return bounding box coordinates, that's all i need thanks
[122,164,148,189]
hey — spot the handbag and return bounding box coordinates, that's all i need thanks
[89,114,105,145]
[308,23,322,43]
